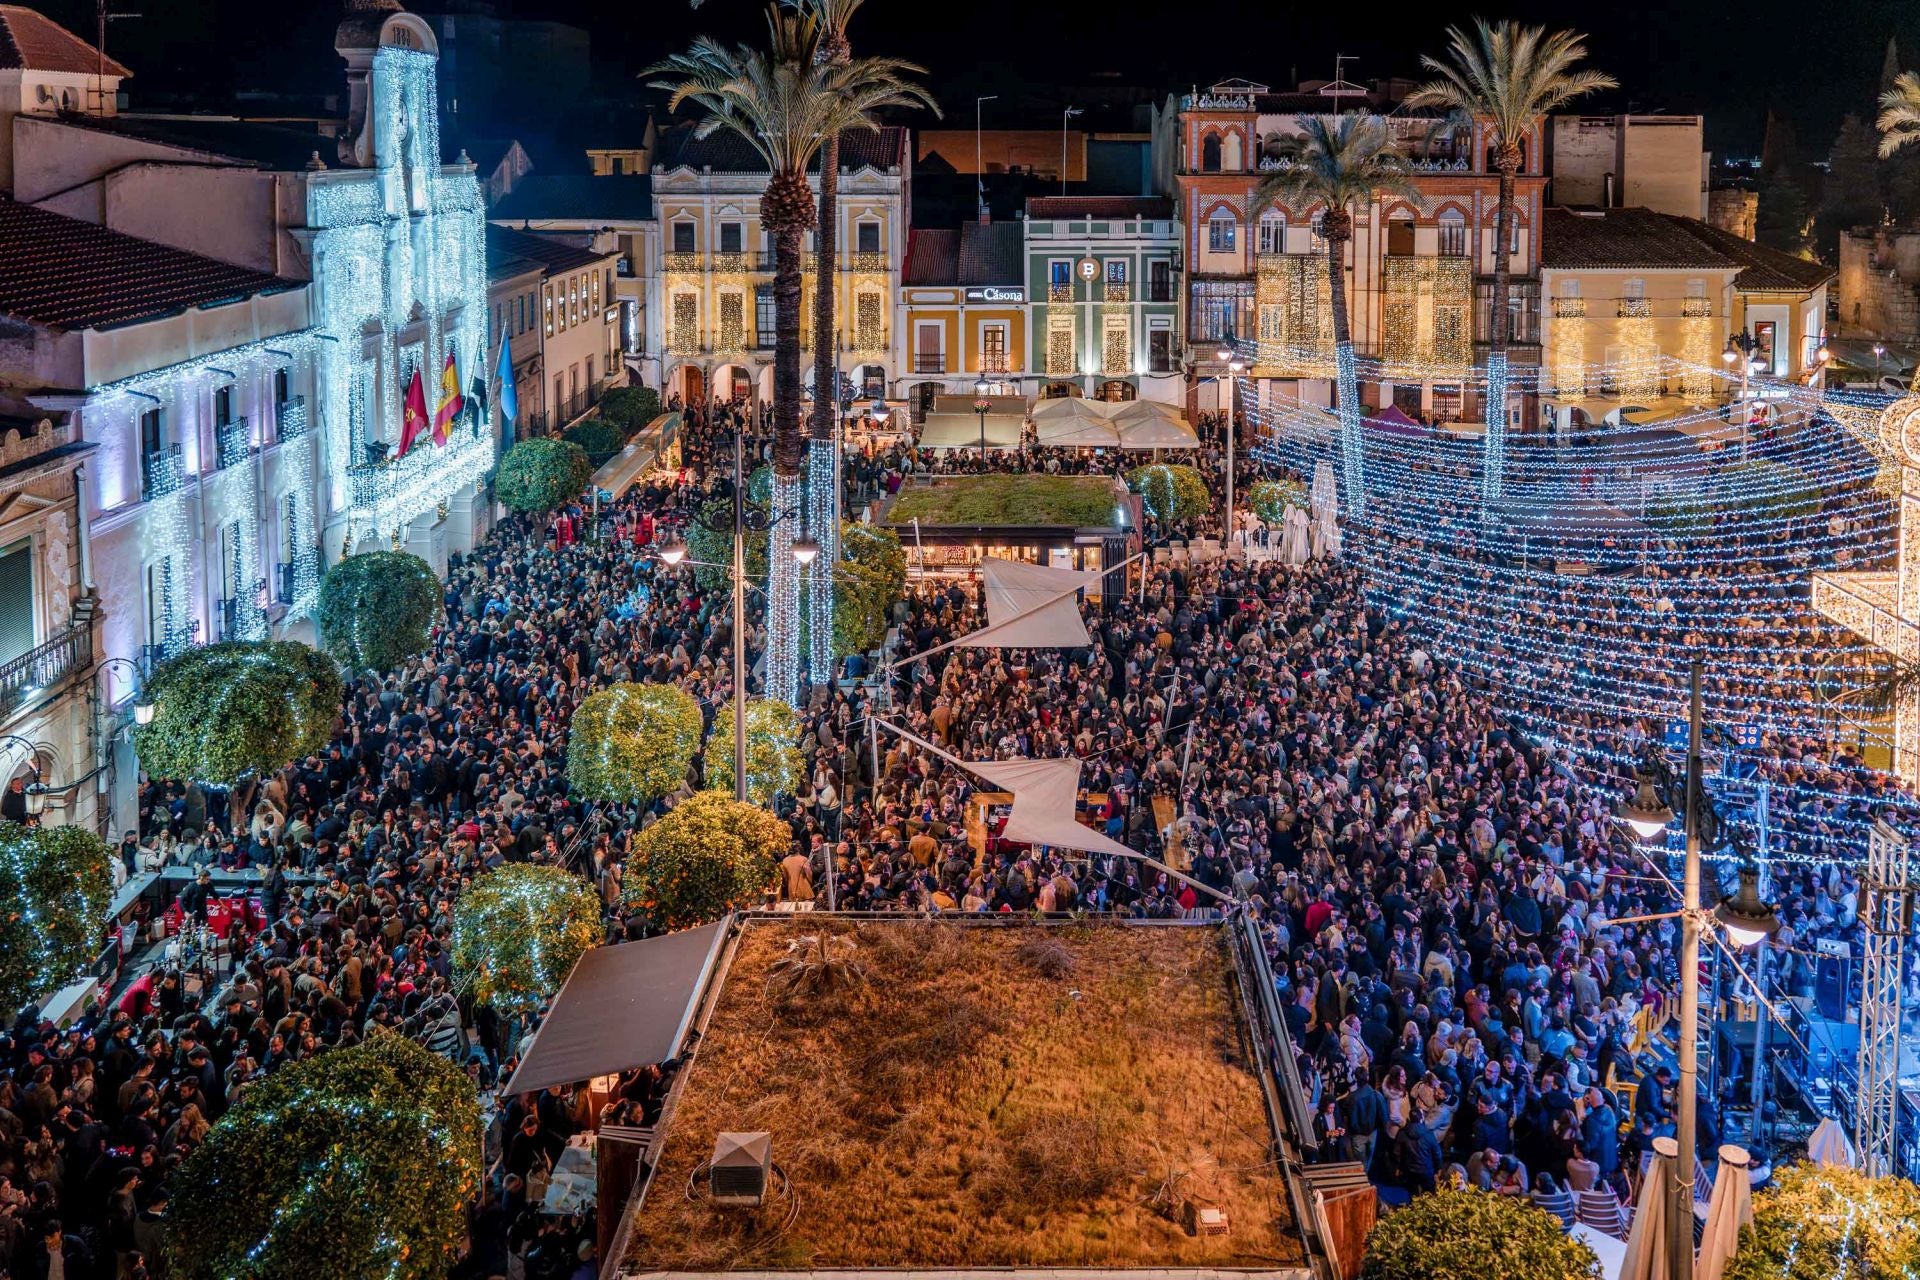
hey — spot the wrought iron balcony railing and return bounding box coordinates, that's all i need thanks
[215,417,252,470]
[0,624,91,720]
[276,396,310,443]
[142,443,184,501]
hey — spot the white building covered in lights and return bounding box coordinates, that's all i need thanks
[4,0,493,577]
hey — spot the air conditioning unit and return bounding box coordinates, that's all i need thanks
[1181,1199,1230,1236]
[709,1131,771,1208]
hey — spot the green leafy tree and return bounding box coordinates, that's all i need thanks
[0,823,111,1015]
[495,437,593,513]
[621,790,787,929]
[316,551,442,673]
[1722,458,1820,520]
[452,864,606,1015]
[1726,1163,1920,1280]
[1408,21,1613,504]
[1246,479,1310,526]
[566,682,703,805]
[596,384,662,436]
[166,1033,482,1280]
[1252,113,1419,514]
[1360,1188,1596,1280]
[833,522,906,657]
[134,641,342,785]
[1756,170,1813,255]
[1126,464,1212,523]
[1817,114,1883,260]
[650,7,934,701]
[686,496,770,594]
[705,697,805,803]
[563,418,625,466]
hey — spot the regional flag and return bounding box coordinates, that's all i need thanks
[398,364,429,458]
[494,330,518,435]
[432,350,464,446]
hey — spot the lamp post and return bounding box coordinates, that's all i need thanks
[1613,655,1780,1280]
[658,431,815,803]
[1814,336,1831,393]
[974,378,991,455]
[975,95,998,219]
[1059,105,1082,197]
[1216,344,1244,555]
[1874,341,1888,389]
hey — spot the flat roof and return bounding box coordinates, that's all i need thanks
[622,918,1303,1273]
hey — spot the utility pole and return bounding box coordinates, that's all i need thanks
[1060,105,1082,196]
[975,96,998,219]
[1671,657,1703,1280]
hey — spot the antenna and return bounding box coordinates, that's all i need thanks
[95,0,140,116]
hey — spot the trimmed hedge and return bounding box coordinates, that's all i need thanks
[316,551,442,673]
[598,385,661,436]
[620,790,787,930]
[496,437,593,513]
[564,418,625,466]
[0,823,112,1016]
[1126,464,1211,523]
[134,641,342,784]
[566,682,703,805]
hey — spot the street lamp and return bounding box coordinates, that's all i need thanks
[973,379,992,455]
[1610,656,1780,1280]
[1874,341,1888,387]
[1214,343,1245,556]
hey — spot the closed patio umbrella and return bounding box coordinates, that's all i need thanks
[1621,1135,1677,1280]
[1807,1117,1856,1169]
[1696,1145,1754,1280]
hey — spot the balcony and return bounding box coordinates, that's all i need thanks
[0,624,92,722]
[981,355,1010,376]
[215,417,252,470]
[1048,283,1073,304]
[554,379,610,427]
[662,252,702,272]
[912,354,946,374]
[616,257,635,278]
[1103,280,1131,303]
[275,562,296,604]
[1617,298,1653,319]
[142,443,184,501]
[276,396,310,443]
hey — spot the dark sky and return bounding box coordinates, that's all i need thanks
[38,0,1920,157]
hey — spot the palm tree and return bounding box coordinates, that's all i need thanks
[651,6,933,703]
[1878,70,1920,156]
[1406,21,1614,509]
[1253,114,1417,517]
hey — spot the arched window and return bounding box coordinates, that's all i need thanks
[1201,134,1222,172]
[1221,132,1243,171]
[1258,211,1286,255]
[1437,210,1467,257]
[1386,210,1415,257]
[1207,211,1237,254]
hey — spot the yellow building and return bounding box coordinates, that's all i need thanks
[899,220,1028,419]
[649,124,910,406]
[1539,207,1832,423]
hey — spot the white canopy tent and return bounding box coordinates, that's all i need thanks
[1110,401,1200,450]
[1621,1135,1677,1280]
[1807,1117,1856,1168]
[919,411,1024,449]
[1031,397,1121,447]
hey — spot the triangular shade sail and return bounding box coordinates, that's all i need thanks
[969,757,1142,860]
[965,556,1102,648]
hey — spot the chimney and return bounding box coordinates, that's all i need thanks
[1603,171,1616,209]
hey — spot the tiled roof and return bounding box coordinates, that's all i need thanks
[0,199,300,330]
[1540,207,1738,271]
[485,224,611,281]
[651,123,906,175]
[1025,195,1173,220]
[0,5,129,77]
[902,222,1023,287]
[47,114,330,169]
[490,175,655,223]
[1540,206,1836,294]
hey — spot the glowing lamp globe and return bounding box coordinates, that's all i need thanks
[1716,864,1781,947]
[658,539,689,566]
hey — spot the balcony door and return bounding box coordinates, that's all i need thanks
[0,541,33,666]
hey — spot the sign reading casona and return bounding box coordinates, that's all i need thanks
[965,286,1026,303]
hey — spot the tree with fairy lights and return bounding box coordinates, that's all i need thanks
[832,521,906,658]
[621,790,786,930]
[165,1032,481,1280]
[494,436,593,514]
[1407,22,1614,509]
[1126,463,1213,524]
[0,823,111,1016]
[649,5,934,706]
[1250,114,1417,518]
[704,697,805,804]
[565,682,703,806]
[1725,1162,1920,1280]
[1246,478,1310,527]
[133,641,343,786]
[1360,1187,1596,1280]
[452,864,605,1016]
[316,550,443,673]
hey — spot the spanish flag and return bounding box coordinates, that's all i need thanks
[397,364,429,458]
[432,350,464,446]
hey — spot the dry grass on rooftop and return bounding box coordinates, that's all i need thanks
[625,919,1303,1272]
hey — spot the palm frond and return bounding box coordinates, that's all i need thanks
[1250,113,1416,222]
[1878,71,1920,158]
[1406,20,1615,149]
[1863,658,1920,712]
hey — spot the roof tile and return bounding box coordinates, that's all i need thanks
[0,4,129,77]
[1025,195,1173,220]
[652,123,906,175]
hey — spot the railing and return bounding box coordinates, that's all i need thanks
[980,356,1010,375]
[911,355,946,373]
[275,562,296,604]
[1048,283,1073,303]
[662,252,702,272]
[218,598,238,641]
[555,379,610,426]
[711,252,752,273]
[0,624,92,720]
[142,443,184,501]
[1618,298,1653,319]
[215,417,252,470]
[1103,280,1131,303]
[276,396,310,443]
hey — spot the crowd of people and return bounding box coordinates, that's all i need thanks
[0,386,1906,1276]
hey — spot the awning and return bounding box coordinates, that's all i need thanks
[1364,404,1428,438]
[1110,402,1199,449]
[504,918,730,1095]
[1031,397,1120,447]
[933,393,1027,417]
[919,412,1024,449]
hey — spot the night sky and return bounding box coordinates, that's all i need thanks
[33,0,1920,157]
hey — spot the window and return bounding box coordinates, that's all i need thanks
[213,386,233,427]
[494,303,504,342]
[1208,213,1237,253]
[982,323,1008,372]
[1149,325,1175,373]
[1149,259,1173,302]
[1438,214,1467,257]
[544,288,554,336]
[145,562,169,650]
[1258,212,1285,255]
[1624,277,1645,300]
[1386,214,1415,257]
[1190,279,1253,342]
[754,285,776,347]
[1201,134,1222,172]
[672,222,696,253]
[915,322,943,373]
[719,221,742,253]
[140,407,165,458]
[1106,259,1128,283]
[1309,211,1327,251]
[1475,280,1540,344]
[856,222,881,254]
[1049,260,1072,287]
[0,542,33,666]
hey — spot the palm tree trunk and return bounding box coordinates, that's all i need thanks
[1326,220,1365,518]
[806,132,842,685]
[1483,162,1517,512]
[768,192,808,706]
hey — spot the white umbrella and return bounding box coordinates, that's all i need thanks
[1807,1117,1856,1169]
[1621,1135,1677,1280]
[1280,506,1311,565]
[1696,1145,1754,1280]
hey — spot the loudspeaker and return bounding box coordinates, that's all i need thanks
[1815,939,1852,1022]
